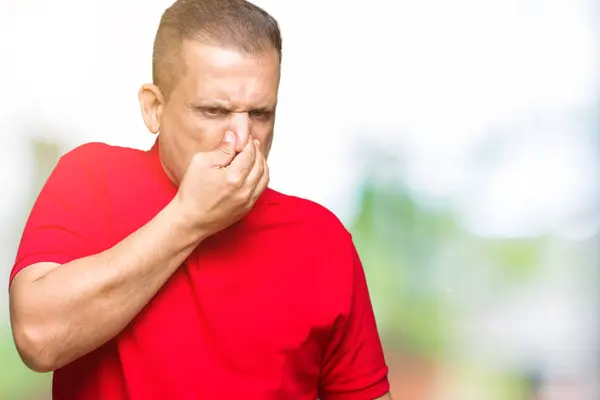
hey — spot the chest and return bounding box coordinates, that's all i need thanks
[115,224,335,399]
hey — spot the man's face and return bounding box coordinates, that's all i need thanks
[148,41,280,184]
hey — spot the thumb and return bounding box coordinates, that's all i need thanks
[209,130,237,167]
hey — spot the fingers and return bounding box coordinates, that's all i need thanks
[224,138,268,205]
[207,130,237,168]
[225,138,256,184]
[251,153,269,202]
[246,140,267,195]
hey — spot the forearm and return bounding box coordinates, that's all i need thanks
[10,197,204,372]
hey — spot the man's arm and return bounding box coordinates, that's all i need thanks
[10,134,268,373]
[10,198,205,372]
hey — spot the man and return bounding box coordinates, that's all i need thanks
[9,0,391,398]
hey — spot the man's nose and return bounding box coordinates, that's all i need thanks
[229,112,250,153]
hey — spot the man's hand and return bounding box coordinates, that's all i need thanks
[175,130,269,237]
[9,131,270,372]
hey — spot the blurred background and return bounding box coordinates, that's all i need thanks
[1,0,599,398]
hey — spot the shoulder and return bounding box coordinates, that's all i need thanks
[263,189,353,245]
[60,142,144,166]
[42,142,149,200]
[261,190,359,297]
[55,142,148,181]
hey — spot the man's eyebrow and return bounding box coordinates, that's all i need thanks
[193,99,231,108]
[251,101,278,111]
[191,99,277,111]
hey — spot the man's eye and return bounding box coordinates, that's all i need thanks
[202,108,224,117]
[250,110,270,120]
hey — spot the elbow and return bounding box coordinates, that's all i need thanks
[12,323,59,373]
[9,270,63,373]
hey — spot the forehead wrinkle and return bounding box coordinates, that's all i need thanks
[178,43,279,109]
[202,78,273,110]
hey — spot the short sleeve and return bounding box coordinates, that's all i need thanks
[10,143,110,285]
[318,243,390,399]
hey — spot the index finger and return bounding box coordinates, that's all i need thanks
[226,138,256,180]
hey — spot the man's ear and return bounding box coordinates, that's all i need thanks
[138,84,166,134]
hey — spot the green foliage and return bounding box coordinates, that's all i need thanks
[478,239,545,281]
[350,178,457,358]
[350,173,545,360]
[0,329,50,400]
[445,359,534,400]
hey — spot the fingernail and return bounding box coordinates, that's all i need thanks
[254,139,260,146]
[224,131,235,144]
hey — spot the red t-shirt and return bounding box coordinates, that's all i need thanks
[11,140,389,400]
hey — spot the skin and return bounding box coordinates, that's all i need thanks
[9,39,392,399]
[9,42,273,373]
[139,41,280,185]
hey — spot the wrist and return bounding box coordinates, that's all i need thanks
[166,195,210,244]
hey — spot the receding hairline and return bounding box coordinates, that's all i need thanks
[151,0,283,98]
[154,37,281,99]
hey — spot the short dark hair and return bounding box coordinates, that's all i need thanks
[152,0,282,98]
